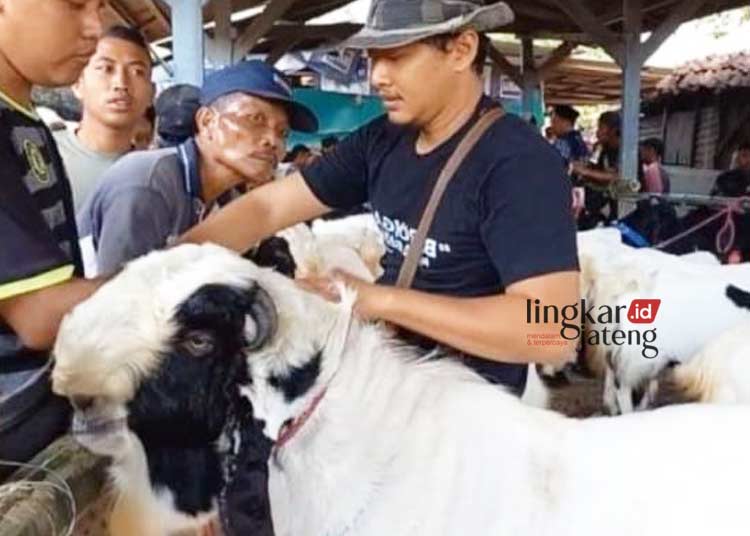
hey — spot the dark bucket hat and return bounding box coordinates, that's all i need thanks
[342,0,514,50]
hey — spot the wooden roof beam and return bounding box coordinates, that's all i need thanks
[235,0,299,58]
[144,0,171,33]
[537,41,577,79]
[546,0,623,63]
[487,43,523,87]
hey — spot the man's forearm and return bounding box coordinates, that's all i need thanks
[180,174,330,252]
[0,277,104,350]
[371,284,577,366]
[581,167,617,185]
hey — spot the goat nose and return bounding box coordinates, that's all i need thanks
[71,396,95,412]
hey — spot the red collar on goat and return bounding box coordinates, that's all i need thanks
[275,388,328,450]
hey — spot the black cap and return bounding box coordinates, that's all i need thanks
[155,84,201,144]
[553,105,580,124]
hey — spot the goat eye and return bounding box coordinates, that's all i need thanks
[185,332,215,355]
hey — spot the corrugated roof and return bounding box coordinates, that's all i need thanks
[657,50,750,95]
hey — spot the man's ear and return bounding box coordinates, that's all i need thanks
[194,106,216,141]
[72,77,84,101]
[450,29,479,73]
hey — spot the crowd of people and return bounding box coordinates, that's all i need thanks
[543,102,748,257]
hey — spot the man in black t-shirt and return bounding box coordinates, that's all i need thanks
[183,0,579,394]
[0,0,105,477]
[572,111,624,229]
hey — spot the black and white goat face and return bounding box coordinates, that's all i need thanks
[52,243,350,448]
[237,271,354,446]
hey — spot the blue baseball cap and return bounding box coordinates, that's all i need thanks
[200,60,318,133]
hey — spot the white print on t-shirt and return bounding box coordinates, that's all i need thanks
[374,211,452,268]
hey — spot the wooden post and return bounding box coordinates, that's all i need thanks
[619,0,643,183]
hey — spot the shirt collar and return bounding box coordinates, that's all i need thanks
[177,137,203,200]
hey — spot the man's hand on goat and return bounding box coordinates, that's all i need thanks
[295,269,391,321]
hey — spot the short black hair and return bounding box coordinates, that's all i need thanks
[321,136,338,150]
[103,25,150,57]
[283,144,310,162]
[553,105,580,124]
[641,137,664,158]
[421,31,489,75]
[599,111,621,135]
[738,140,750,152]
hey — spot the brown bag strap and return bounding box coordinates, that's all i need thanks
[396,107,505,289]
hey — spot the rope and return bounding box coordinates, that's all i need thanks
[654,196,750,254]
[0,458,77,536]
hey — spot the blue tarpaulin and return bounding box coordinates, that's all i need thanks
[288,89,385,148]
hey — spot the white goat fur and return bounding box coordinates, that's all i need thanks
[53,244,750,536]
[280,216,548,408]
[279,214,385,282]
[577,229,750,413]
[234,244,750,536]
[667,321,750,404]
[52,245,263,536]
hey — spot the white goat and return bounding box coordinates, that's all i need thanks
[51,245,750,536]
[52,245,276,536]
[228,247,750,536]
[577,229,750,413]
[663,321,750,405]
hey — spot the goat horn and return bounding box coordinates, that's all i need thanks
[246,283,278,351]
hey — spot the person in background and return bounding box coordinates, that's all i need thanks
[640,137,670,194]
[131,105,155,150]
[153,83,201,148]
[0,0,105,480]
[711,141,750,198]
[571,111,622,228]
[544,125,556,144]
[53,25,154,212]
[280,143,314,176]
[550,105,589,169]
[77,60,317,276]
[321,135,338,153]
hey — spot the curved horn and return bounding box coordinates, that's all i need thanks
[246,283,278,351]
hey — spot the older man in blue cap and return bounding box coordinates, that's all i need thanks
[78,60,317,276]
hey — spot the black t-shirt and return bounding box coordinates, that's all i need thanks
[0,96,82,433]
[302,97,578,392]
